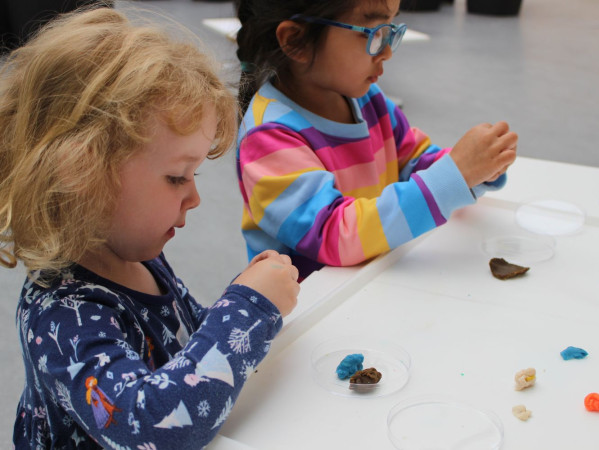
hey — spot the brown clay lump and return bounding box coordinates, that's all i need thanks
[489,257,529,280]
[349,367,382,385]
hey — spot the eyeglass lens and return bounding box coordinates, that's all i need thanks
[368,25,403,55]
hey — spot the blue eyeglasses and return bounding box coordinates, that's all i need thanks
[291,14,407,56]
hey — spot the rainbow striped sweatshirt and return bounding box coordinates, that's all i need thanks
[237,82,506,279]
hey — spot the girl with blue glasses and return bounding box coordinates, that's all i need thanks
[235,0,518,281]
[289,14,407,56]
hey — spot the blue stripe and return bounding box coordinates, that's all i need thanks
[277,179,340,249]
[393,179,436,236]
[243,230,289,261]
[258,171,336,238]
[377,186,413,248]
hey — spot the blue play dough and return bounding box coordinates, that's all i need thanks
[560,346,588,360]
[336,353,364,379]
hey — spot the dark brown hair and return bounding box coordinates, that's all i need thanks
[234,0,359,115]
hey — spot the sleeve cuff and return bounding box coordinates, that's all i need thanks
[222,284,283,333]
[416,154,476,218]
[471,173,507,199]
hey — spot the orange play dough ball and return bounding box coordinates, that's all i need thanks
[584,393,599,412]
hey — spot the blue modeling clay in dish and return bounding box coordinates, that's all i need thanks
[560,346,588,360]
[336,353,364,379]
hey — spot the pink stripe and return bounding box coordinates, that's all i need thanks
[373,113,395,142]
[334,161,380,193]
[318,200,365,265]
[241,145,322,197]
[397,128,418,167]
[314,120,389,172]
[315,139,374,171]
[333,137,396,193]
[239,128,308,168]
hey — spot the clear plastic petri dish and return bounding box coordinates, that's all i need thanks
[311,335,411,398]
[516,199,585,236]
[480,234,555,265]
[387,395,503,450]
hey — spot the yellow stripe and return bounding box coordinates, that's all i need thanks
[241,207,260,230]
[408,135,432,161]
[252,93,275,126]
[354,199,390,258]
[248,167,321,224]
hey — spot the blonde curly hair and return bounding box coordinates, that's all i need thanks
[0,7,237,279]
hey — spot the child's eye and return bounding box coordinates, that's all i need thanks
[166,175,189,186]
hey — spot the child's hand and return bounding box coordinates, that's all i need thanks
[233,250,300,317]
[450,121,518,188]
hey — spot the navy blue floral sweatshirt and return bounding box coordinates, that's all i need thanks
[13,254,282,449]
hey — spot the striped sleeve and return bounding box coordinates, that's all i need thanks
[238,125,475,268]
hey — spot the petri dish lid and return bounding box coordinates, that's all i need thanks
[311,335,411,398]
[481,234,555,265]
[387,395,503,450]
[516,199,585,236]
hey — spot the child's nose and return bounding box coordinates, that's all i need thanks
[184,183,201,210]
[375,43,393,61]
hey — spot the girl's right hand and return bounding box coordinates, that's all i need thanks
[450,121,518,188]
[233,250,300,317]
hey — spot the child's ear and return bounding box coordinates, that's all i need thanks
[276,20,311,63]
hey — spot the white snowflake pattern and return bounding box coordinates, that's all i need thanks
[125,349,141,360]
[263,340,273,353]
[63,415,74,427]
[38,355,48,374]
[98,331,106,338]
[197,400,210,418]
[240,360,257,381]
[115,339,132,350]
[160,305,170,317]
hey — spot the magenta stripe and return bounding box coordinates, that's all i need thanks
[412,173,446,226]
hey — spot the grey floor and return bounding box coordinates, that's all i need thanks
[1,0,598,444]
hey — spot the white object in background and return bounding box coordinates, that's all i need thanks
[516,199,586,236]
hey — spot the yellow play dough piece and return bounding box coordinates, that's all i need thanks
[514,367,536,391]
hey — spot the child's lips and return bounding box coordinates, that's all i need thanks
[167,222,185,238]
[369,71,383,83]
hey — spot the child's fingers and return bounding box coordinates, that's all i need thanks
[278,253,293,266]
[490,121,510,136]
[497,130,518,149]
[250,249,284,265]
[497,147,517,166]
[289,263,299,282]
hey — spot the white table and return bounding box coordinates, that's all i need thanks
[209,157,599,450]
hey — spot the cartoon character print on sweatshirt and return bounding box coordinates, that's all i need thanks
[85,376,122,429]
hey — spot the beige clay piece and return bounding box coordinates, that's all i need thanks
[514,367,536,391]
[512,404,532,421]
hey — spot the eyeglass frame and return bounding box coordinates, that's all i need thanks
[290,14,407,56]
